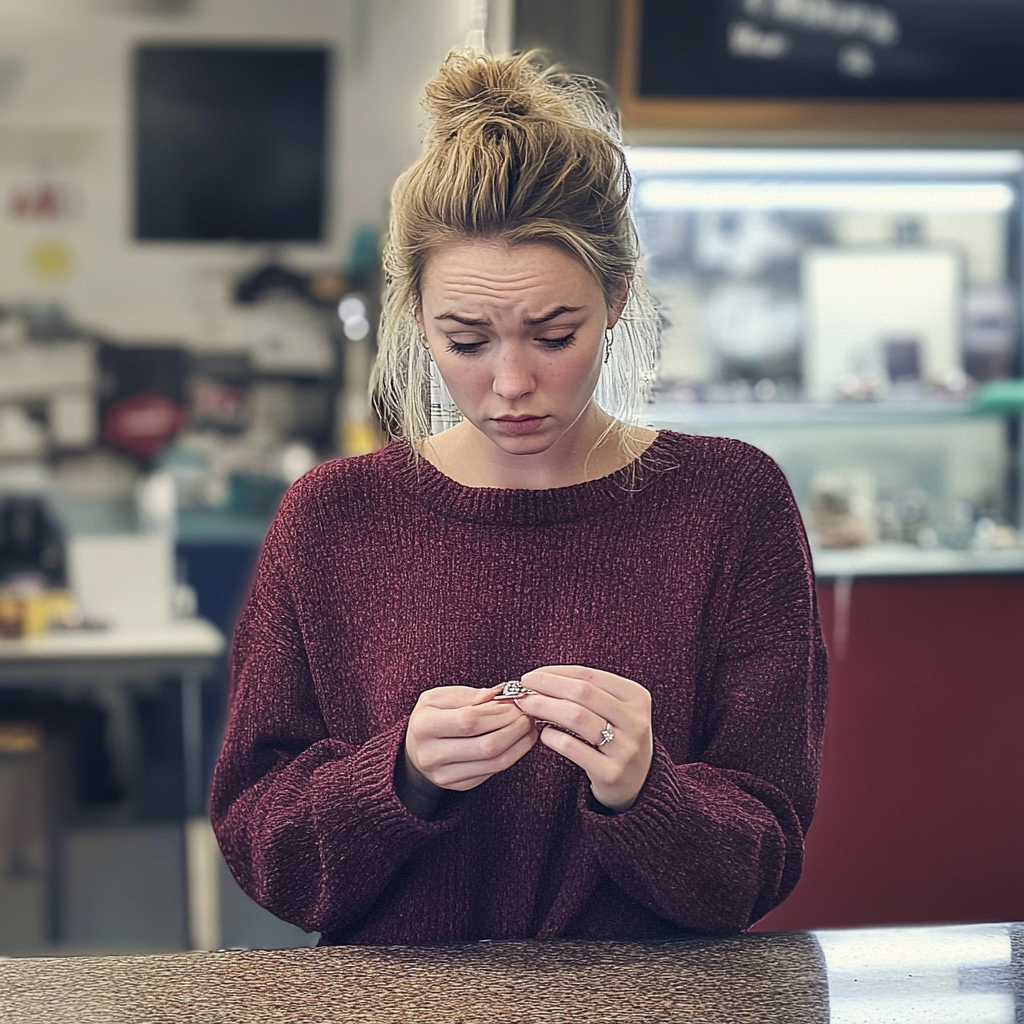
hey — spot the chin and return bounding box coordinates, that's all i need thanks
[485,429,559,456]
[491,437,555,456]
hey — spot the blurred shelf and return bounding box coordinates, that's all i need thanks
[176,509,272,547]
[813,543,1024,579]
[649,399,991,430]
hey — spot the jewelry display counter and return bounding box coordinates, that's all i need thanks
[755,574,1024,932]
[0,921,1020,1024]
[645,402,1024,929]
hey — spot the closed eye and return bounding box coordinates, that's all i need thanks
[539,333,576,350]
[445,332,578,356]
[446,339,486,356]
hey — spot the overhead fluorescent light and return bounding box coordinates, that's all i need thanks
[627,148,1024,177]
[637,180,1016,213]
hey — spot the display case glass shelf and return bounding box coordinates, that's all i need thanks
[633,149,1024,569]
[649,404,1014,567]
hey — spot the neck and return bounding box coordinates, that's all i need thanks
[420,405,656,490]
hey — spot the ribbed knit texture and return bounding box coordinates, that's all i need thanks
[211,430,827,945]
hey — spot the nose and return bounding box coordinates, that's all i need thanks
[491,347,536,401]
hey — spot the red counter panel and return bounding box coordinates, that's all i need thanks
[754,575,1024,931]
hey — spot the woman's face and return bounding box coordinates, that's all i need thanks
[418,239,619,458]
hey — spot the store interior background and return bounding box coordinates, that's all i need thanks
[1,0,1022,956]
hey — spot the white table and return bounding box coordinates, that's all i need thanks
[0,619,226,950]
[0,619,225,678]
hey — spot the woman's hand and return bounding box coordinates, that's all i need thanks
[517,665,653,812]
[405,685,539,793]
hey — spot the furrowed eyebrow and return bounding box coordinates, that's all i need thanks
[434,305,583,327]
[434,313,490,326]
[524,305,583,325]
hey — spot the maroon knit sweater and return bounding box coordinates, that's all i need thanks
[211,430,827,945]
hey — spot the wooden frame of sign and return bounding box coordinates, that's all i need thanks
[617,0,1024,133]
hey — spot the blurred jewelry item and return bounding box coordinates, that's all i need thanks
[604,328,613,364]
[810,469,878,549]
[493,679,536,702]
[598,723,615,747]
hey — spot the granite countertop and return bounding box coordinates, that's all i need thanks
[0,920,1020,1024]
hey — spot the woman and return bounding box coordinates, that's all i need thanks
[211,50,827,945]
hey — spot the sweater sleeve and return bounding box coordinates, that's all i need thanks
[209,512,462,936]
[579,450,828,933]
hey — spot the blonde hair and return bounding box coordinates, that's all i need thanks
[371,49,659,456]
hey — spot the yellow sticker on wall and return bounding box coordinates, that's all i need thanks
[29,239,73,279]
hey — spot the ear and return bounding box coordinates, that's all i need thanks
[414,301,425,334]
[606,278,629,330]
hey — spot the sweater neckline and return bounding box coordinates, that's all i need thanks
[383,431,674,526]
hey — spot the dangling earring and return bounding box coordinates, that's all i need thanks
[604,328,614,365]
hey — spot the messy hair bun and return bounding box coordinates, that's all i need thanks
[420,48,619,146]
[372,49,658,448]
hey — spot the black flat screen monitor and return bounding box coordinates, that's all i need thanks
[134,45,329,242]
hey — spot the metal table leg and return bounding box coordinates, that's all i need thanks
[180,670,219,950]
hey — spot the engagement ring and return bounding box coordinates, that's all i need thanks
[492,679,536,701]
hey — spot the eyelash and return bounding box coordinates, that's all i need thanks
[444,333,577,356]
[541,333,577,351]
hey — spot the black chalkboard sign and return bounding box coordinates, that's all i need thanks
[639,0,1024,100]
[619,0,1024,130]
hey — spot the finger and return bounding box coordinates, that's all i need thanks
[430,727,539,789]
[416,714,535,772]
[538,726,649,812]
[477,684,511,703]
[419,700,522,739]
[537,725,605,774]
[517,675,622,726]
[522,665,641,703]
[515,693,607,746]
[418,684,511,710]
[537,727,634,792]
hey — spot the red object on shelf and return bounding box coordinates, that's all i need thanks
[754,575,1024,931]
[8,180,80,220]
[102,393,185,460]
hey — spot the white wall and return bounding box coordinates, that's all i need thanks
[0,0,478,345]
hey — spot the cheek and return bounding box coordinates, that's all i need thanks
[561,348,604,397]
[434,357,487,400]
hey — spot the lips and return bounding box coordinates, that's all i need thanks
[493,415,547,435]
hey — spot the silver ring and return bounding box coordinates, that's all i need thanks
[493,679,536,701]
[598,723,614,747]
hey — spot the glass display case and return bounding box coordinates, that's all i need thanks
[630,149,1024,570]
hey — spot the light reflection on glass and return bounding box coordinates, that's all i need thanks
[829,991,1015,1024]
[816,924,1012,971]
[816,923,1016,1024]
